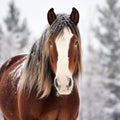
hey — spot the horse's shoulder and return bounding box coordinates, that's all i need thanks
[0,54,27,80]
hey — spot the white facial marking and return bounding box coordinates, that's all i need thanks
[55,28,73,95]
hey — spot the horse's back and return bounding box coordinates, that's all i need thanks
[0,54,27,120]
[0,54,27,81]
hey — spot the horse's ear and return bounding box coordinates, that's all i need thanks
[47,8,56,25]
[70,7,79,26]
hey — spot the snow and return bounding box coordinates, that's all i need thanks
[1,0,120,120]
[9,61,24,81]
[0,1,30,66]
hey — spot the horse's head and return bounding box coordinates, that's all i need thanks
[46,8,81,95]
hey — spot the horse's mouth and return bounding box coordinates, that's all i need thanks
[56,88,73,97]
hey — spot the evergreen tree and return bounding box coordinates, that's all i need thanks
[4,0,30,49]
[0,0,30,64]
[79,42,107,120]
[93,0,120,119]
[4,0,20,31]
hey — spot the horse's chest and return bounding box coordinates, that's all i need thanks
[40,105,79,120]
[25,89,79,120]
[39,96,79,120]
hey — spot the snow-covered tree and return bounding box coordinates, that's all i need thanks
[79,0,120,120]
[79,41,107,120]
[93,0,120,119]
[4,0,20,32]
[0,0,30,65]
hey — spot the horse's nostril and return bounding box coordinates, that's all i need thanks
[67,77,72,89]
[69,79,72,87]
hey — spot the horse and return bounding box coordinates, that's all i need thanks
[0,7,82,120]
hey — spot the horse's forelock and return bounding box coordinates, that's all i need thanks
[49,14,82,80]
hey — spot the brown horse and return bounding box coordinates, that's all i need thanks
[0,7,82,120]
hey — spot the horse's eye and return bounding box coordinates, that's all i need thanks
[49,41,53,47]
[74,40,79,46]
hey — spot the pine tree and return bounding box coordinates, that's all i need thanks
[0,0,30,64]
[5,0,30,49]
[79,42,107,120]
[4,0,20,31]
[93,0,120,119]
[95,0,120,79]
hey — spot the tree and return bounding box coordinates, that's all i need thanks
[0,0,30,65]
[4,0,20,32]
[79,42,107,120]
[4,0,30,49]
[93,0,120,119]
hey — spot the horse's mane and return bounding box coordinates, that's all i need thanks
[18,14,82,98]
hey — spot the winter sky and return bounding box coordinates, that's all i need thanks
[0,0,105,52]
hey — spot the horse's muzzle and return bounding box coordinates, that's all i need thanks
[54,76,73,95]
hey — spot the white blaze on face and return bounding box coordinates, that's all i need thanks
[55,28,73,95]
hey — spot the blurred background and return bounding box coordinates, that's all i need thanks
[0,0,120,120]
